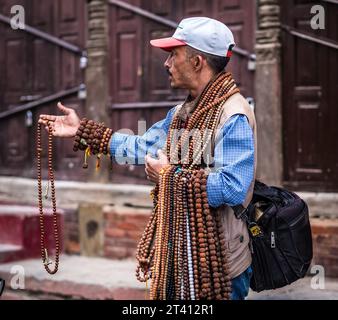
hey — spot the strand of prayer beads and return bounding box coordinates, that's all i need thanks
[136,72,238,300]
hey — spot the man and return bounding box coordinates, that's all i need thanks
[39,17,256,300]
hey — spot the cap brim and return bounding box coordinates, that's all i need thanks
[150,37,186,51]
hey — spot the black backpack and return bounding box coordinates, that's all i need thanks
[233,180,313,292]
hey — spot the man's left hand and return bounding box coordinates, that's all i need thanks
[145,149,169,184]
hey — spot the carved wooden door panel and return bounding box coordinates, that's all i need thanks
[0,0,86,180]
[0,0,31,174]
[281,0,338,191]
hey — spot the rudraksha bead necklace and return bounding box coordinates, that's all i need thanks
[136,72,238,299]
[37,121,60,274]
[73,118,113,169]
[37,116,114,274]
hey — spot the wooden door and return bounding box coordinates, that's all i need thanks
[0,0,87,180]
[281,0,338,191]
[0,0,31,174]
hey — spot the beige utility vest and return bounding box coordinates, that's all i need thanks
[172,92,257,279]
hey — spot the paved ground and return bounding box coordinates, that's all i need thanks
[0,255,143,289]
[0,255,145,299]
[0,255,337,300]
[248,277,338,300]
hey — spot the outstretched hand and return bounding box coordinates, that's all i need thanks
[38,102,81,138]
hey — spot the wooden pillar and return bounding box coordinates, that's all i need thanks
[85,0,110,182]
[255,0,283,186]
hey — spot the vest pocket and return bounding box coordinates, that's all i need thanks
[227,233,249,253]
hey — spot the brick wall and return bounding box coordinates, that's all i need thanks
[311,218,338,277]
[103,205,151,259]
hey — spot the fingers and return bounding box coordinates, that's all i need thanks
[144,154,151,168]
[145,153,157,167]
[144,162,155,177]
[39,114,56,123]
[145,167,157,182]
[37,117,55,134]
[147,175,157,183]
[57,101,71,115]
[38,118,46,125]
[144,166,150,180]
[38,101,70,124]
[145,152,169,170]
[157,149,169,165]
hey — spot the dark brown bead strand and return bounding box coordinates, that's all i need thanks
[136,186,160,283]
[73,118,113,169]
[136,72,240,300]
[215,211,233,299]
[37,122,60,274]
[200,171,218,300]
[201,178,225,299]
[193,172,212,299]
[200,170,227,299]
[170,72,229,165]
[169,73,239,170]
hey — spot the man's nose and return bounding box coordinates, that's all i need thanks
[164,56,171,68]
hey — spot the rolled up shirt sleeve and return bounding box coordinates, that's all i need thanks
[109,106,176,165]
[207,114,255,208]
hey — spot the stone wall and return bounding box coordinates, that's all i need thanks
[255,0,283,186]
[85,0,110,182]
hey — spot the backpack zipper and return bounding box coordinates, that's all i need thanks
[271,231,276,248]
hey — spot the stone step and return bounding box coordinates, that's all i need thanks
[0,255,145,300]
[0,205,64,263]
[0,244,24,263]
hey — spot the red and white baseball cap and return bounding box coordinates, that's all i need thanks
[150,17,235,58]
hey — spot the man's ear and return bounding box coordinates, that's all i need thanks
[193,55,204,71]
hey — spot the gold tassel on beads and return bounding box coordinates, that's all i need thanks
[83,147,91,169]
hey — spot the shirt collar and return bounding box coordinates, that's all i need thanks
[176,94,199,121]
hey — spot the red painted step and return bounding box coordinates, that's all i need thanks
[0,205,64,263]
[0,244,23,263]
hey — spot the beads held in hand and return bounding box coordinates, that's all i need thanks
[73,118,113,169]
[37,121,60,275]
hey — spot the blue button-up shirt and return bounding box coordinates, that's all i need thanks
[110,106,254,208]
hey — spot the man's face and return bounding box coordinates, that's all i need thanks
[164,46,195,89]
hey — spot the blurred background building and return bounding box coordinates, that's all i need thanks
[0,0,337,299]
